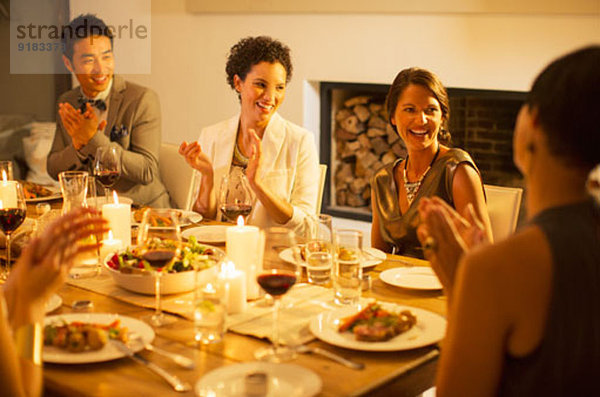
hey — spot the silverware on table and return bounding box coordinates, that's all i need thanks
[295,344,365,370]
[130,334,195,370]
[111,340,192,392]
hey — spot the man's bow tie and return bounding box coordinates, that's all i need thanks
[78,97,107,112]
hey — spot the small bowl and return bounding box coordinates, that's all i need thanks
[103,246,224,295]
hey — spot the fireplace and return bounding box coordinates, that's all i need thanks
[319,81,526,222]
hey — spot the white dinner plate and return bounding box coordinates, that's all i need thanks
[279,246,386,268]
[195,361,322,397]
[182,225,231,243]
[132,209,202,228]
[26,192,62,203]
[309,302,446,352]
[379,267,442,291]
[44,294,62,313]
[43,313,155,364]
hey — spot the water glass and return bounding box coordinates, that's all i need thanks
[59,171,89,214]
[303,214,334,286]
[194,277,226,345]
[333,229,363,305]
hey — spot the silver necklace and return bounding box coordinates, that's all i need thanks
[403,146,440,205]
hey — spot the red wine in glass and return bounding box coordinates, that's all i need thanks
[257,271,297,297]
[142,249,176,270]
[95,170,120,187]
[220,203,252,222]
[0,208,26,234]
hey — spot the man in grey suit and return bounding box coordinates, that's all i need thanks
[47,14,170,207]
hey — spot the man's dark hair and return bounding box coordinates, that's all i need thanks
[62,14,113,60]
[526,45,600,168]
[225,36,293,91]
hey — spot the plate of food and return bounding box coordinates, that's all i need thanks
[379,267,442,291]
[182,225,231,244]
[309,301,446,351]
[131,207,203,228]
[43,313,155,364]
[279,246,385,268]
[195,362,322,397]
[103,236,225,294]
[21,181,61,203]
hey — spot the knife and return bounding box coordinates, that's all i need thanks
[111,340,191,392]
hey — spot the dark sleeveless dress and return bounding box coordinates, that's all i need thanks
[498,199,600,397]
[371,148,480,258]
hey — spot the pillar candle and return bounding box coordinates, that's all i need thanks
[226,216,261,299]
[101,192,131,246]
[0,181,18,208]
[99,230,123,262]
[218,261,246,314]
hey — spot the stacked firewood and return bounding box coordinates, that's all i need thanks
[333,96,407,209]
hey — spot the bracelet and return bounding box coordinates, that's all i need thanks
[15,323,43,366]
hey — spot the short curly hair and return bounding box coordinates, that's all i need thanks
[225,36,293,90]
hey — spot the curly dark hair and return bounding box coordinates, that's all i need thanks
[61,14,113,61]
[384,67,451,145]
[525,45,600,169]
[225,36,293,91]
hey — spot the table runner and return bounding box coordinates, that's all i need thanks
[67,271,344,344]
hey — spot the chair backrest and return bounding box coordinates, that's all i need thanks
[316,164,327,214]
[159,143,195,210]
[484,184,523,242]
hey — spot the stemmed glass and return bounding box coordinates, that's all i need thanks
[255,227,301,362]
[0,180,26,280]
[219,167,253,223]
[94,146,121,203]
[137,208,181,327]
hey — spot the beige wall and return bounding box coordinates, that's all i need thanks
[74,0,599,146]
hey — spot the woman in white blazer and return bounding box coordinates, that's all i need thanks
[179,36,319,232]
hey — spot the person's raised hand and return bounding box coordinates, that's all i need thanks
[179,141,214,176]
[245,129,262,188]
[58,102,106,150]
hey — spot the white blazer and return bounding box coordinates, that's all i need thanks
[192,113,319,232]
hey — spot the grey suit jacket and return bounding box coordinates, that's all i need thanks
[47,75,170,207]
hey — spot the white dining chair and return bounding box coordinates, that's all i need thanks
[159,143,195,210]
[484,184,523,242]
[316,164,327,214]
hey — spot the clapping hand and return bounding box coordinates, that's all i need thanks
[417,197,488,289]
[179,141,214,176]
[58,102,106,150]
[245,128,262,188]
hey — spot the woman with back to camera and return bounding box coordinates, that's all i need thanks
[418,46,600,396]
[371,67,492,258]
[179,36,319,232]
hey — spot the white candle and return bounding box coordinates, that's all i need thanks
[226,216,261,299]
[99,230,123,262]
[218,261,246,314]
[101,191,131,246]
[0,181,18,208]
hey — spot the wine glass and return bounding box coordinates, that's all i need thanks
[0,181,26,280]
[219,167,253,223]
[94,146,121,203]
[137,208,181,327]
[254,227,301,363]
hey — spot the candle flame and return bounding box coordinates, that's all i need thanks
[112,190,119,205]
[1,170,6,182]
[107,229,114,240]
[237,216,244,226]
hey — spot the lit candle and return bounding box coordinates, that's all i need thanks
[99,230,123,261]
[218,261,246,314]
[101,191,131,246]
[0,172,17,208]
[226,216,261,299]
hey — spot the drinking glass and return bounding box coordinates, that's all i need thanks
[0,160,14,180]
[303,214,334,286]
[333,229,364,305]
[219,167,253,223]
[0,181,26,280]
[137,208,181,327]
[93,146,121,203]
[254,227,301,362]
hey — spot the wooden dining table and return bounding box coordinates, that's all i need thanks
[17,200,446,397]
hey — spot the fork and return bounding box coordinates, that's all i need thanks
[130,334,195,370]
[295,344,365,370]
